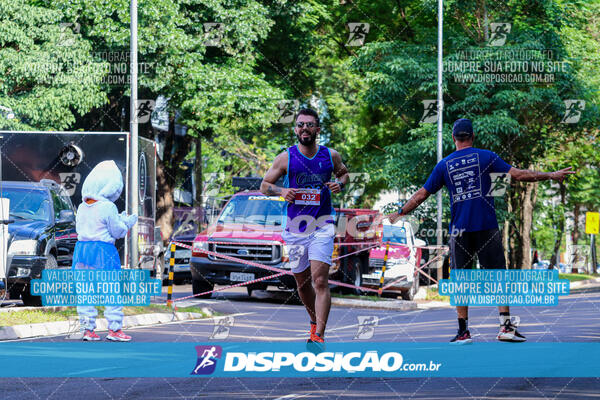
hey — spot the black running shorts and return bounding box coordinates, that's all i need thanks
[449,228,506,269]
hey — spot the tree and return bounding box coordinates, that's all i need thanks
[0,0,107,130]
[345,0,600,267]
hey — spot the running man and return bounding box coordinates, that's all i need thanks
[261,108,349,344]
[389,118,574,344]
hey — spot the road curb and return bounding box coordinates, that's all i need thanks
[569,277,600,292]
[0,308,214,340]
[331,297,417,311]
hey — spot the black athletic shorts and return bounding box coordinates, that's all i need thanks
[449,228,506,269]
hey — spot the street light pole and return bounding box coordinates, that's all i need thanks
[129,0,139,268]
[436,0,444,280]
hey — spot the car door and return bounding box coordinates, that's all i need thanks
[58,188,78,261]
[50,190,75,267]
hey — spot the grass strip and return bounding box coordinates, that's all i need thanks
[0,305,213,326]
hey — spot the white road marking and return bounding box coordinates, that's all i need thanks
[295,310,424,336]
[274,394,309,400]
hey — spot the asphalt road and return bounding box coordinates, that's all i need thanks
[3,285,600,399]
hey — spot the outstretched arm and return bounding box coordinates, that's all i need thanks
[260,152,297,203]
[388,187,431,223]
[508,166,575,182]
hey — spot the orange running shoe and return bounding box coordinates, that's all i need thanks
[309,321,317,336]
[307,332,324,343]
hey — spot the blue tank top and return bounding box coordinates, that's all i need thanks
[284,145,335,233]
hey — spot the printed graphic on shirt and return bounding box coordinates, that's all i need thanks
[294,171,330,189]
[446,153,482,203]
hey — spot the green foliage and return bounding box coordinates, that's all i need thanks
[0,0,107,130]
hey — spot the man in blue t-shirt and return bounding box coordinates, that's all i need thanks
[389,118,574,344]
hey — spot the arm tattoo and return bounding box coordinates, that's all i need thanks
[265,184,282,196]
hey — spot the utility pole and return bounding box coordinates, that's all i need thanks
[129,0,139,268]
[436,0,444,280]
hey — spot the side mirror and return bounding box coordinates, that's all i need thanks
[58,210,75,223]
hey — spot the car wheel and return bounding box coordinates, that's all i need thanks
[341,257,363,295]
[154,254,164,280]
[402,275,420,301]
[247,283,267,297]
[45,253,58,269]
[192,279,214,299]
[21,285,43,307]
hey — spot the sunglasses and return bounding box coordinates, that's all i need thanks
[296,122,318,128]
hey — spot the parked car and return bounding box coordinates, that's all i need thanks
[363,221,423,300]
[2,180,76,306]
[161,234,194,284]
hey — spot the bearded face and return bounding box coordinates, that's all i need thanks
[296,129,317,146]
[295,115,320,146]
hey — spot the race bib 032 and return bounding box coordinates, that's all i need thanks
[295,188,321,206]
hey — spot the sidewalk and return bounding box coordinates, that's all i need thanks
[569,277,600,292]
[0,306,214,340]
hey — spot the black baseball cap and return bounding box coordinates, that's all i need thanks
[452,118,473,138]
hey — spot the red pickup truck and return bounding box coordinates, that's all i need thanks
[190,191,382,298]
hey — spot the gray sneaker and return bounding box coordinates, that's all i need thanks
[497,320,526,342]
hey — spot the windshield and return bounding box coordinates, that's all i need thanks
[217,195,286,226]
[0,188,51,222]
[383,225,407,244]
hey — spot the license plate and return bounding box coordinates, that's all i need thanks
[175,250,191,258]
[230,272,255,282]
[295,188,320,206]
[174,264,190,272]
[364,271,382,280]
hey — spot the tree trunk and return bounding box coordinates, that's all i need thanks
[155,117,193,242]
[156,159,175,241]
[507,188,523,269]
[520,181,538,269]
[194,135,203,232]
[549,183,567,268]
[572,204,580,245]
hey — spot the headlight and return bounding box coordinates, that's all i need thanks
[8,240,38,256]
[386,257,408,266]
[282,244,290,261]
[191,241,209,257]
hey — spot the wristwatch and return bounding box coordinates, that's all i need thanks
[397,203,404,216]
[337,181,345,191]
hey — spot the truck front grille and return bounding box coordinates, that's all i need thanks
[369,258,385,269]
[208,241,281,264]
